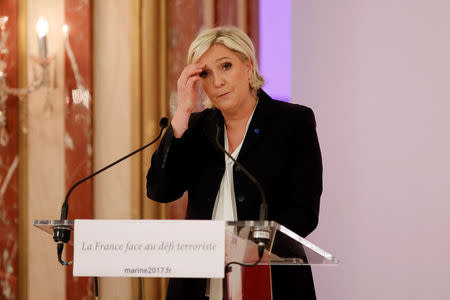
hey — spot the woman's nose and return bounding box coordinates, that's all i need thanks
[213,74,225,87]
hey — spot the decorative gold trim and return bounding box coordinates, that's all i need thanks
[159,5,168,297]
[139,0,169,298]
[131,0,143,298]
[159,0,168,221]
[158,2,169,298]
[130,0,142,221]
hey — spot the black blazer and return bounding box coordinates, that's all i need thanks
[147,90,322,300]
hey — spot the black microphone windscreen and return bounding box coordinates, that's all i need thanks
[159,117,169,129]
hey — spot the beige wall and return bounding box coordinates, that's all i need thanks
[93,1,135,299]
[26,0,66,299]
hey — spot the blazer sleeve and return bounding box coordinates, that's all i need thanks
[274,107,323,238]
[146,124,193,203]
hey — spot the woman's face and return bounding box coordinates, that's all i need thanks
[197,44,253,114]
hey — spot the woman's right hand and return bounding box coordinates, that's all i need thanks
[171,63,205,138]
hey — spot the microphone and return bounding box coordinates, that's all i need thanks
[215,121,269,258]
[53,117,169,266]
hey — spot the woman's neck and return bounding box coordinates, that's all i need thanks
[223,95,257,130]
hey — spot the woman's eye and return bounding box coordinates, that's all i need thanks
[199,70,209,78]
[222,62,232,70]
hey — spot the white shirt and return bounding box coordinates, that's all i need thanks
[209,106,257,300]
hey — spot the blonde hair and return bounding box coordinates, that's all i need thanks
[187,26,264,107]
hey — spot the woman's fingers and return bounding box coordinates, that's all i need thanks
[177,63,204,88]
[186,75,201,89]
[177,63,205,112]
[172,64,205,138]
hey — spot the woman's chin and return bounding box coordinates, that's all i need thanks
[214,102,236,114]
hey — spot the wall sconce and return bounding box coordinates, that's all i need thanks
[0,16,51,146]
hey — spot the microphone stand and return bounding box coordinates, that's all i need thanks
[53,117,168,298]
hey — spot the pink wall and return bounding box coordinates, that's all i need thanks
[259,0,291,101]
[292,1,450,299]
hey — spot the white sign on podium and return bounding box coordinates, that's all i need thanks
[73,220,225,278]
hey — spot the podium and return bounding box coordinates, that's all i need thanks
[34,219,338,298]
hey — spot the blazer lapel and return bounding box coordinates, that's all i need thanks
[237,90,272,162]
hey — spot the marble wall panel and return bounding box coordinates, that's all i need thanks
[247,0,259,59]
[0,2,19,300]
[63,0,93,299]
[215,0,238,26]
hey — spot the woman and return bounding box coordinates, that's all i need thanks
[147,26,322,300]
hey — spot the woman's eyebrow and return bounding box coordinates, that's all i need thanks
[215,56,231,62]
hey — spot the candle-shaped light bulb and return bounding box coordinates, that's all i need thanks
[36,17,48,58]
[62,24,68,38]
[36,17,48,37]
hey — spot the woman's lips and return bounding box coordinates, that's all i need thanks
[218,91,231,98]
